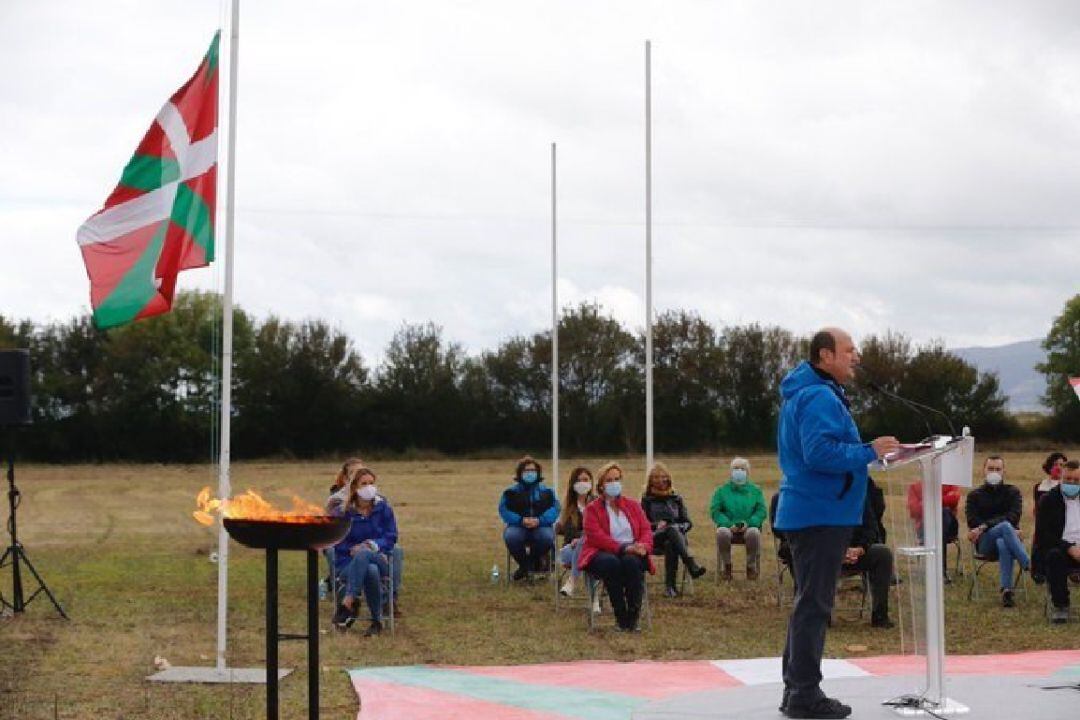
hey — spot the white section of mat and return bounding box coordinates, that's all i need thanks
[711,657,869,686]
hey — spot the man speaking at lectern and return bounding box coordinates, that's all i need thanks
[775,328,899,719]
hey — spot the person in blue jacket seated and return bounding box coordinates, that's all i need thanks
[499,455,561,580]
[328,467,398,636]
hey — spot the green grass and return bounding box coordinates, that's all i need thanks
[1,453,1078,718]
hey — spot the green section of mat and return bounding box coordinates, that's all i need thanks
[351,665,643,720]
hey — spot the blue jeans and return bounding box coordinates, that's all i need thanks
[559,540,584,577]
[342,548,389,622]
[504,525,555,570]
[977,522,1029,589]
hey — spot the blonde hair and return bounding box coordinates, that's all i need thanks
[730,457,750,472]
[595,461,623,494]
[644,462,675,495]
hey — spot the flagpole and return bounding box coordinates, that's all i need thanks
[551,142,559,497]
[644,40,654,473]
[215,0,240,674]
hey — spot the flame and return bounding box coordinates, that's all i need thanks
[193,486,328,525]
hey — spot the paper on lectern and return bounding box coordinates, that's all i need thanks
[937,435,975,487]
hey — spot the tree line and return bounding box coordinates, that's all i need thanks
[4,290,1072,463]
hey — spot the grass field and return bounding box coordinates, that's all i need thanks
[1,452,1078,719]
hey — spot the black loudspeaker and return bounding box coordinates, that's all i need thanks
[0,349,31,426]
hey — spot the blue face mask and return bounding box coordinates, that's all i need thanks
[1062,483,1080,499]
[604,481,623,498]
[731,469,748,485]
[521,470,539,484]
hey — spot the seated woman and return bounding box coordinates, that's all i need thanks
[709,457,767,580]
[328,467,398,636]
[641,463,706,597]
[556,466,595,597]
[499,456,560,580]
[906,481,961,546]
[1034,452,1068,514]
[578,462,654,631]
[328,459,404,615]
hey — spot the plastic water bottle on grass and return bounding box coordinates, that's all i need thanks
[491,563,500,584]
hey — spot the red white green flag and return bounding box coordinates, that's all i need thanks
[1070,377,1080,402]
[77,33,220,329]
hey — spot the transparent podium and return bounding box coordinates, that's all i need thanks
[874,432,975,716]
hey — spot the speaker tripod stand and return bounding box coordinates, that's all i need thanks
[1,449,67,619]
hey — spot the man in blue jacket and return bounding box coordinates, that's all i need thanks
[775,328,898,719]
[499,456,561,580]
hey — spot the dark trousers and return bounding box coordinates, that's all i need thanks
[848,543,893,618]
[653,526,693,589]
[1046,547,1080,608]
[588,551,647,629]
[782,526,853,708]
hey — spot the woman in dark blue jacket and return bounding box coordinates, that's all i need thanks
[329,467,398,636]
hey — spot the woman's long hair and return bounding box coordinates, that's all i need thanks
[346,468,378,513]
[643,461,675,497]
[333,457,365,491]
[558,466,594,531]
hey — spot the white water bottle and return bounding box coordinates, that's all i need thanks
[490,563,501,583]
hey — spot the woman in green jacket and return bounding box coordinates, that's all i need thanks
[709,457,767,580]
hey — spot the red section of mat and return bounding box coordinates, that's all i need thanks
[851,650,1080,677]
[351,678,567,720]
[455,659,741,699]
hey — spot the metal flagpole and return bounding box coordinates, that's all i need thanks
[150,0,276,685]
[644,40,654,473]
[551,142,559,497]
[215,0,240,674]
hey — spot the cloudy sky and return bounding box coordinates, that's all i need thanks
[3,0,1079,362]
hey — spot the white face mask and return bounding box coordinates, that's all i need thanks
[985,472,1003,486]
[357,485,378,501]
[573,481,592,496]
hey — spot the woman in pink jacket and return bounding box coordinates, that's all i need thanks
[579,461,655,631]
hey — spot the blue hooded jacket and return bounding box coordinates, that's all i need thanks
[330,496,398,572]
[498,480,561,528]
[774,361,877,531]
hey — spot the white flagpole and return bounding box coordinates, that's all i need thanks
[551,142,559,497]
[644,40,654,473]
[215,0,240,674]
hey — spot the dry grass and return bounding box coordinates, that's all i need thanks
[1,452,1078,718]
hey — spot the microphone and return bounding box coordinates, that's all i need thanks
[857,370,958,439]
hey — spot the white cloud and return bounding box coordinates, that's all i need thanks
[3,0,1079,363]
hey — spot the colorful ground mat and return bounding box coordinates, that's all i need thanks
[349,649,1080,719]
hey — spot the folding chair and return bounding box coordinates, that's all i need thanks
[771,527,794,608]
[831,566,870,622]
[715,527,761,583]
[586,571,652,632]
[504,543,557,586]
[1043,570,1080,623]
[649,550,693,596]
[967,543,1027,602]
[326,549,395,634]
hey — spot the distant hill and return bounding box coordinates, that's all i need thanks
[952,339,1046,413]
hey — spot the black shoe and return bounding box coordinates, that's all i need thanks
[664,586,679,598]
[332,602,357,630]
[871,613,895,629]
[512,565,528,581]
[363,620,383,637]
[1032,572,1046,586]
[1001,588,1015,608]
[784,696,852,719]
[688,561,707,579]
